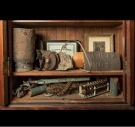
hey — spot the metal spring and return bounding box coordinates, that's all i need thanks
[81,79,108,95]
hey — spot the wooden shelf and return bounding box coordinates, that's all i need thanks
[13,69,124,76]
[11,92,125,104]
[11,20,123,27]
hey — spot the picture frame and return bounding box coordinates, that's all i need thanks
[43,40,79,57]
[84,34,114,52]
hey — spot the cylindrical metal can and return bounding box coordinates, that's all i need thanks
[13,28,36,72]
[110,77,118,96]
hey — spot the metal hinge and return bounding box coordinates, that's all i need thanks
[3,57,10,76]
[123,58,130,76]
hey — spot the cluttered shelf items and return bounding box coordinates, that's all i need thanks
[12,28,120,99]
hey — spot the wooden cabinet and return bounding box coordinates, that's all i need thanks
[0,20,134,110]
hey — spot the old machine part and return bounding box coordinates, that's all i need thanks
[73,51,121,71]
[56,43,73,70]
[29,85,47,97]
[36,49,59,70]
[29,77,90,85]
[13,28,36,72]
[12,81,34,98]
[110,77,118,96]
[12,77,90,98]
[78,79,109,98]
[45,82,77,97]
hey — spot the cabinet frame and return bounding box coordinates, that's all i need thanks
[0,20,134,110]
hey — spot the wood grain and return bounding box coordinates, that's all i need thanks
[12,70,124,76]
[0,20,8,106]
[126,20,134,105]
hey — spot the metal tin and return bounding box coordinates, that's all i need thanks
[110,77,118,96]
[30,85,47,97]
[13,28,36,72]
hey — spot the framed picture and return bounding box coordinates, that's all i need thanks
[43,40,79,57]
[85,34,114,52]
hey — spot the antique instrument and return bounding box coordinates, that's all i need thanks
[78,79,109,98]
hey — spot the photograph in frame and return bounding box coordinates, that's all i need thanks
[85,34,114,52]
[43,40,79,57]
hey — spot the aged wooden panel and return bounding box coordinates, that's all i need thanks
[11,91,123,101]
[126,20,134,105]
[84,27,103,34]
[0,104,134,110]
[57,27,66,40]
[8,20,14,102]
[34,28,47,40]
[46,27,57,40]
[75,28,84,51]
[66,27,76,40]
[116,28,123,69]
[13,70,124,76]
[0,20,8,106]
[11,20,123,27]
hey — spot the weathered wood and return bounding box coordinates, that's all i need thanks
[8,20,14,102]
[126,20,134,105]
[13,70,124,76]
[0,20,8,106]
[11,20,123,27]
[57,27,66,39]
[0,104,134,110]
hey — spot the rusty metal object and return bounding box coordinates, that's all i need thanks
[55,43,74,70]
[46,82,77,96]
[84,51,121,71]
[56,52,73,70]
[36,50,58,71]
[57,82,72,96]
[13,28,36,72]
[12,81,34,98]
[79,79,109,98]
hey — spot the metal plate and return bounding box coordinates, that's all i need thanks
[84,51,121,71]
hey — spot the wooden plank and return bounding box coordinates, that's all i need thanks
[10,91,124,104]
[0,104,134,110]
[84,27,103,34]
[66,27,76,40]
[34,28,47,40]
[11,20,123,27]
[56,27,66,40]
[46,27,57,40]
[0,20,8,106]
[12,20,123,23]
[126,20,134,105]
[13,70,124,76]
[8,20,14,102]
[75,28,85,51]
